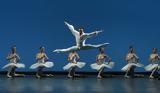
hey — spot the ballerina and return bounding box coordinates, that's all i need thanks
[90,48,115,79]
[30,46,54,78]
[2,46,25,78]
[145,48,160,79]
[53,21,109,53]
[121,46,144,78]
[63,50,86,78]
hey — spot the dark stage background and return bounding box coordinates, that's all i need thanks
[0,0,159,72]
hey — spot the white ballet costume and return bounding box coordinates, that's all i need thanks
[3,53,25,77]
[2,53,25,69]
[91,62,115,71]
[145,63,159,72]
[30,53,54,69]
[63,54,86,70]
[63,62,86,70]
[121,62,144,71]
[90,54,115,78]
[91,54,115,71]
[63,52,85,77]
[121,53,144,77]
[30,61,54,69]
[53,22,109,53]
[145,54,160,78]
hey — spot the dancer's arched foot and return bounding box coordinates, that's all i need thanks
[149,76,154,79]
[53,49,61,53]
[97,75,102,79]
[48,74,54,77]
[124,75,130,79]
[67,75,73,78]
[7,74,12,78]
[36,73,41,78]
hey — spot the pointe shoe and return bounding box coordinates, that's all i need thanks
[97,75,102,79]
[7,74,12,78]
[124,75,130,79]
[149,76,154,79]
[67,75,73,78]
[95,31,103,35]
[36,74,41,78]
[49,74,54,77]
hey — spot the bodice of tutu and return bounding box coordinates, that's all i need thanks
[69,53,79,63]
[7,53,20,63]
[36,53,48,63]
[150,54,159,63]
[128,59,137,64]
[97,54,107,65]
[126,53,138,63]
[37,60,45,63]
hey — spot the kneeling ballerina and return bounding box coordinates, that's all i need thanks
[122,46,144,78]
[30,46,54,78]
[2,46,25,78]
[90,48,115,79]
[63,50,86,78]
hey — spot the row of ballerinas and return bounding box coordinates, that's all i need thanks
[2,46,160,79]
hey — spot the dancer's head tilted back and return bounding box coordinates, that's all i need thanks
[129,46,134,53]
[99,47,105,54]
[79,27,84,36]
[11,45,16,53]
[152,48,158,54]
[40,46,45,53]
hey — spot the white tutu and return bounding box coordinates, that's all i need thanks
[145,64,159,71]
[30,61,54,69]
[90,62,115,71]
[63,62,86,70]
[121,63,144,71]
[2,63,25,69]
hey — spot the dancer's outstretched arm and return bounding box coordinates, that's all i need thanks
[64,21,79,36]
[83,30,103,40]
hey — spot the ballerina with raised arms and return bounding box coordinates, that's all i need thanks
[53,21,109,53]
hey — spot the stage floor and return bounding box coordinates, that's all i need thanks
[0,75,160,93]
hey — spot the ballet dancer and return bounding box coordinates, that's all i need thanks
[2,46,25,78]
[63,50,86,78]
[121,46,144,78]
[90,47,115,79]
[30,46,54,78]
[53,21,109,53]
[145,48,160,79]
